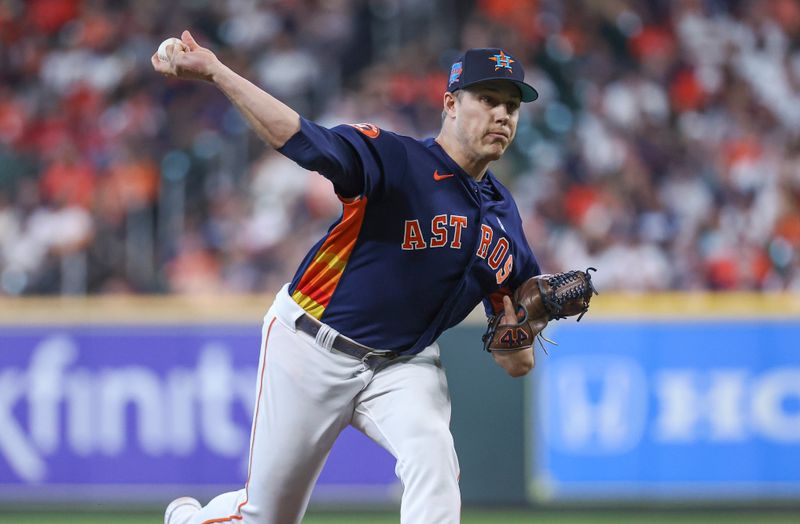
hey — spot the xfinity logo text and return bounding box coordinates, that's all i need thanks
[0,335,257,483]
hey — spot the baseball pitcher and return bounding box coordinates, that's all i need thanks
[153,31,595,524]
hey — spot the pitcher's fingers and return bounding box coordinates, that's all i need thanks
[182,29,199,50]
[172,40,189,55]
[502,295,516,322]
[151,53,172,75]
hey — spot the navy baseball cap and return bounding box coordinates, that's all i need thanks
[447,48,538,102]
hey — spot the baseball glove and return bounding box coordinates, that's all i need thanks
[483,267,598,353]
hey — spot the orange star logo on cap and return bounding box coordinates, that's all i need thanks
[489,51,514,72]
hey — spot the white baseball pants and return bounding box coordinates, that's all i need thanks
[188,285,461,524]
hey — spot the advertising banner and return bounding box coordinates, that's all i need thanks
[531,319,800,501]
[0,325,397,502]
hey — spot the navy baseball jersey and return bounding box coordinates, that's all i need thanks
[278,118,540,354]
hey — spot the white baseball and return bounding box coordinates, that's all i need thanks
[157,37,182,62]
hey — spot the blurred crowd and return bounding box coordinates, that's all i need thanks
[1,0,799,296]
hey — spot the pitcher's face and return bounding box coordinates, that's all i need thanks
[453,80,521,161]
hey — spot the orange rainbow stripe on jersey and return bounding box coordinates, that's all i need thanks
[292,197,368,318]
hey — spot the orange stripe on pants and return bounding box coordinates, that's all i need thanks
[201,317,276,524]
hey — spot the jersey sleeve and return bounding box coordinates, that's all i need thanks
[327,123,408,200]
[277,117,407,200]
[277,117,363,197]
[482,287,512,317]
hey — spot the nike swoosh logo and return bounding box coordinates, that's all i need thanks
[433,170,455,181]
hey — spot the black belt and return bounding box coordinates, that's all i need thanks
[295,314,398,368]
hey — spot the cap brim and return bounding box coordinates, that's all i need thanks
[513,81,539,102]
[459,78,539,102]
